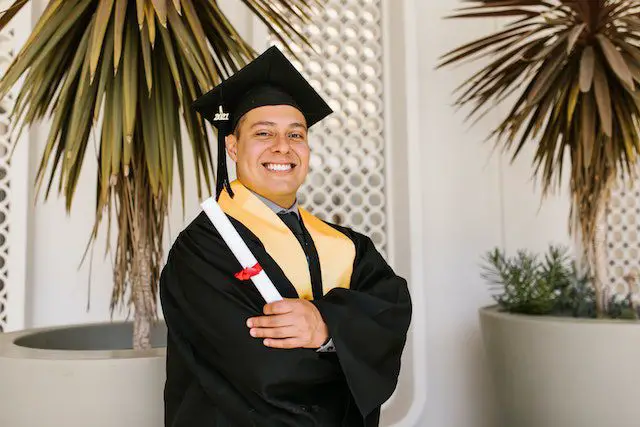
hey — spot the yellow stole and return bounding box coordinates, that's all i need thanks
[217,180,355,300]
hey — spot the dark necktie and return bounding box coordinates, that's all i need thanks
[278,212,305,247]
[277,211,323,300]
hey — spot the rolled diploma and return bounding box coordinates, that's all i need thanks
[201,197,283,303]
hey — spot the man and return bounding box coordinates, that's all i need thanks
[160,46,412,427]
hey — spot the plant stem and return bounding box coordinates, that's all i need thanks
[131,204,155,351]
[592,176,612,318]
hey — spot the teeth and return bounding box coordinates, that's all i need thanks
[265,163,292,171]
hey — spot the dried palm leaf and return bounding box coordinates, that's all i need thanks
[0,0,323,348]
[439,0,640,316]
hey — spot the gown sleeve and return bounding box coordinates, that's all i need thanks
[311,230,412,418]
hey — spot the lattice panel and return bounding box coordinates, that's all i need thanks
[605,170,640,296]
[0,0,18,332]
[269,0,388,256]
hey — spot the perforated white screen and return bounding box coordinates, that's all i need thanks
[605,171,640,297]
[269,0,388,256]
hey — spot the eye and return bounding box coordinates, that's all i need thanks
[289,132,305,139]
[254,130,272,137]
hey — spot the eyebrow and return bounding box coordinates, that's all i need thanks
[250,121,307,130]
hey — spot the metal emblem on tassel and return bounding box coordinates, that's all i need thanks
[214,105,229,121]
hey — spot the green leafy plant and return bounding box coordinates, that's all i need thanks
[0,0,322,349]
[482,244,640,319]
[553,258,597,318]
[481,245,571,315]
[440,0,640,317]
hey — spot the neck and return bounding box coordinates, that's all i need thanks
[269,195,297,209]
[239,181,296,209]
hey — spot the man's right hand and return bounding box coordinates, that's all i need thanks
[247,298,329,349]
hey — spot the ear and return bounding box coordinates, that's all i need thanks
[225,134,238,162]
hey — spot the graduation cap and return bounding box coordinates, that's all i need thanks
[192,46,333,199]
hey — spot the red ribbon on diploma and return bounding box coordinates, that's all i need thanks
[234,263,263,281]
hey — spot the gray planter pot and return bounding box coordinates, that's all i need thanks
[0,321,167,427]
[479,305,640,427]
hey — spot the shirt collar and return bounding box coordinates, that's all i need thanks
[251,190,300,218]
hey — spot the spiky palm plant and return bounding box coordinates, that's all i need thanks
[0,0,321,349]
[439,0,640,317]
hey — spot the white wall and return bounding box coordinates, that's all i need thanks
[413,1,573,426]
[20,0,575,426]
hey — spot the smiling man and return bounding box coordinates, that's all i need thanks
[159,46,412,427]
[229,104,310,211]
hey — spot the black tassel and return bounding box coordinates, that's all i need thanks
[215,124,234,200]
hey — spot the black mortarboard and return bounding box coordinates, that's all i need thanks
[192,46,333,199]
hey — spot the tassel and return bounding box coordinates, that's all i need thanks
[215,123,234,200]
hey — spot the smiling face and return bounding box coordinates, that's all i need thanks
[225,105,310,208]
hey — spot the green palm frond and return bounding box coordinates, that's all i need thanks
[0,0,322,347]
[439,0,640,314]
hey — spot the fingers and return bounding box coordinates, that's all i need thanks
[263,299,296,315]
[247,313,294,328]
[246,299,327,349]
[250,326,298,339]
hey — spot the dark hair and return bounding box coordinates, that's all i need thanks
[233,115,247,138]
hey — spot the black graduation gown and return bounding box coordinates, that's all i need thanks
[159,211,412,427]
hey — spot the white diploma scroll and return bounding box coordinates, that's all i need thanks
[200,197,283,303]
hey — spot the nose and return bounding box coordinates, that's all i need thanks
[271,133,291,153]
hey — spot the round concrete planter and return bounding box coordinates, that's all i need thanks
[479,306,640,427]
[0,321,167,427]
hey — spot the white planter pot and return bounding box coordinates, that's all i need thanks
[479,305,640,427]
[0,321,167,427]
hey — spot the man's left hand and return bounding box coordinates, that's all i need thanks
[247,299,329,349]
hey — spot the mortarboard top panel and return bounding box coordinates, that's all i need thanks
[192,45,333,135]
